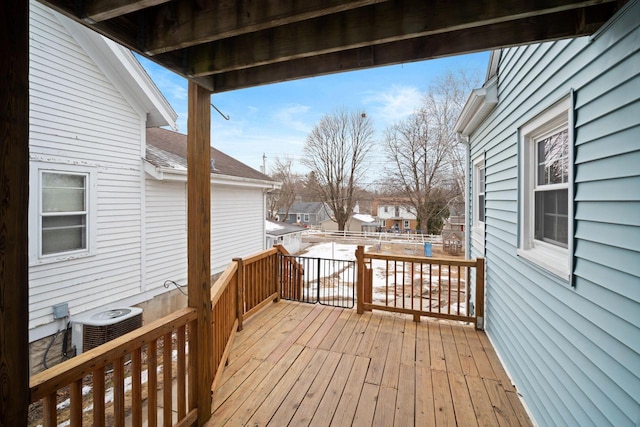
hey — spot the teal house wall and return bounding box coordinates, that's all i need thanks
[457,2,640,426]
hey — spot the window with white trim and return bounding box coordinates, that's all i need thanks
[472,156,485,242]
[403,220,410,229]
[30,162,97,263]
[304,214,310,222]
[41,172,88,255]
[519,97,571,278]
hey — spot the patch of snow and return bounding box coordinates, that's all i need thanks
[353,213,375,223]
[265,221,284,231]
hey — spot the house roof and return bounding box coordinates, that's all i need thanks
[145,127,276,184]
[265,221,306,237]
[281,202,326,215]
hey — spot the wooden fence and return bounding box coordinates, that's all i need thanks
[356,246,485,329]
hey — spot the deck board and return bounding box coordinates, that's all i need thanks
[207,300,533,426]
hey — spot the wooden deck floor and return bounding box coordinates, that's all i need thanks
[207,300,532,427]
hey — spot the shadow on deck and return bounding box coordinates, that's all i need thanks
[207,300,532,426]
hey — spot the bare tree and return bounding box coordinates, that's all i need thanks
[383,109,450,233]
[302,109,374,230]
[425,69,481,194]
[266,157,298,221]
[382,68,480,233]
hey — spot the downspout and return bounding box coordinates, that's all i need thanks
[462,134,471,260]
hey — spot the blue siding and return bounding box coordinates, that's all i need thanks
[467,2,640,426]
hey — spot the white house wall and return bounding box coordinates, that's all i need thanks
[144,180,188,291]
[144,180,267,288]
[467,4,640,426]
[28,2,145,339]
[211,184,266,272]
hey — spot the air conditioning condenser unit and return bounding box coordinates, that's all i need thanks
[71,307,143,354]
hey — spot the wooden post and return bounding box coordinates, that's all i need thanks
[356,246,365,314]
[475,257,485,330]
[186,81,213,425]
[233,258,244,331]
[0,1,30,424]
[274,248,281,302]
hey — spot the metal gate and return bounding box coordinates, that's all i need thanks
[279,254,356,308]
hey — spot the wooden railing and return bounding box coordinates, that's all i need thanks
[29,308,198,427]
[356,246,485,329]
[276,244,305,301]
[28,247,285,427]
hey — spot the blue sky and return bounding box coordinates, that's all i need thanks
[137,51,490,176]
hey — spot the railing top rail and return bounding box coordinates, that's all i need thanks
[211,261,238,307]
[242,247,278,264]
[364,251,479,267]
[29,307,197,402]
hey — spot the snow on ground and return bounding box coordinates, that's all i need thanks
[299,242,368,260]
[295,243,467,315]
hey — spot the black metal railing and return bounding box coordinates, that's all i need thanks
[279,254,355,308]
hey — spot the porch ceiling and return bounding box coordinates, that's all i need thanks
[38,0,623,92]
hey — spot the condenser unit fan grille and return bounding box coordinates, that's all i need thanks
[82,313,142,352]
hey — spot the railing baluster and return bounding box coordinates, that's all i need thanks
[148,340,158,427]
[132,348,142,427]
[114,356,125,427]
[177,325,186,419]
[70,379,82,427]
[43,392,57,427]
[447,263,452,315]
[163,332,172,427]
[93,367,105,427]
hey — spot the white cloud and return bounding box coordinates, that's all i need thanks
[363,85,422,126]
[272,104,312,133]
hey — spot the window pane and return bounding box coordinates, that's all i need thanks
[42,214,87,254]
[42,173,86,212]
[478,195,485,222]
[535,189,568,247]
[537,129,568,186]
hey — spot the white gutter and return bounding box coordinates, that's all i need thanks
[143,160,281,190]
[454,75,498,137]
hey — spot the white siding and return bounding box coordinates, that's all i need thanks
[467,4,640,426]
[144,179,267,287]
[144,180,187,291]
[211,185,266,272]
[28,3,144,334]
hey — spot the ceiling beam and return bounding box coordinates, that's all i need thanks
[153,0,618,77]
[83,0,171,23]
[210,4,617,93]
[144,0,388,55]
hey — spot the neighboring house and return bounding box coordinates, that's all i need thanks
[145,127,277,279]
[455,2,639,426]
[265,220,306,254]
[278,201,331,226]
[27,1,277,374]
[372,198,418,232]
[320,213,380,233]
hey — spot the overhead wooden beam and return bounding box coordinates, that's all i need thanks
[158,0,618,77]
[82,0,171,23]
[210,4,617,92]
[145,0,387,54]
[0,0,30,425]
[186,81,213,425]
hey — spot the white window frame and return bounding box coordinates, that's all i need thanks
[472,155,485,246]
[29,162,98,265]
[403,220,410,229]
[303,213,310,222]
[518,96,572,279]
